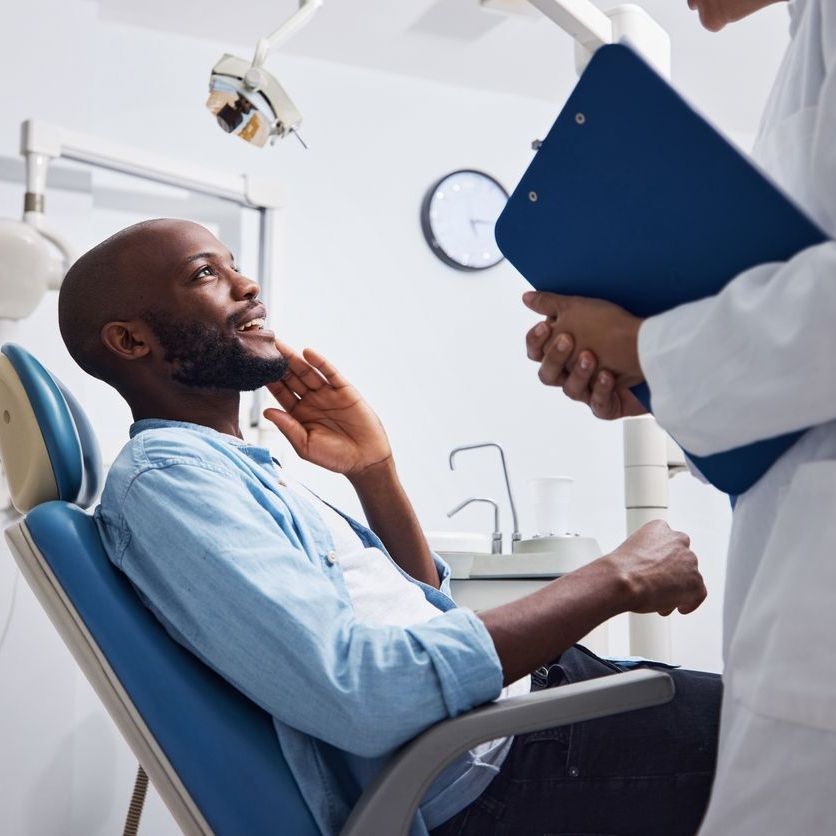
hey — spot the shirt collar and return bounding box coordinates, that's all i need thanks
[130,417,250,448]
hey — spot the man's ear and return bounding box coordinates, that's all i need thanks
[100,320,152,361]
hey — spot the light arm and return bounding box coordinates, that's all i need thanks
[252,0,324,68]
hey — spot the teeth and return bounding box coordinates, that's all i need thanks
[238,317,265,332]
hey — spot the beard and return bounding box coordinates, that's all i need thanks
[141,308,289,391]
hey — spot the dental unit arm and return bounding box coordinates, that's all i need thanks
[207,0,324,148]
[0,127,77,319]
[482,0,670,77]
[479,1,677,659]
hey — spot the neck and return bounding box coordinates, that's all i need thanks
[129,387,244,438]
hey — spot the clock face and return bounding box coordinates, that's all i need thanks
[421,170,509,271]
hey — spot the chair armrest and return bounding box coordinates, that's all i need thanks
[341,668,674,836]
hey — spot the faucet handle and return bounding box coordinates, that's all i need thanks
[446,497,502,554]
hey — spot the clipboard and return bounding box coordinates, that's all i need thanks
[496,43,829,496]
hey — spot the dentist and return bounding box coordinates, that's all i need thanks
[524,0,836,833]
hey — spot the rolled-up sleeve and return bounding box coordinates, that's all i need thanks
[116,461,503,759]
[432,551,454,598]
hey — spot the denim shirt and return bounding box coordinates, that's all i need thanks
[94,419,505,834]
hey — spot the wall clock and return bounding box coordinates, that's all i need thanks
[420,169,509,271]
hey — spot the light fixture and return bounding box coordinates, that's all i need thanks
[0,143,75,320]
[206,0,323,148]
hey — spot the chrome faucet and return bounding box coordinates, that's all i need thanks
[447,498,502,554]
[449,442,521,552]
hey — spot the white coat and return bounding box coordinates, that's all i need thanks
[637,1,836,832]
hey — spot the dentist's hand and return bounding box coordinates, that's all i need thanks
[602,520,707,616]
[527,328,648,420]
[263,341,392,478]
[523,290,645,389]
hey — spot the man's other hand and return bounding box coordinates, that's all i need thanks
[263,342,393,478]
[523,291,645,389]
[603,520,707,616]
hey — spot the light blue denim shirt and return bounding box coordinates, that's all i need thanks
[94,419,505,834]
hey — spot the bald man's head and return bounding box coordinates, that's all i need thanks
[58,220,161,384]
[58,218,286,400]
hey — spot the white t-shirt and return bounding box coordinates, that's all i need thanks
[281,472,531,768]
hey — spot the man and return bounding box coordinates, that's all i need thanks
[59,218,719,836]
[524,0,836,833]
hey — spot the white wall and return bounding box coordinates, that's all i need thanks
[0,0,787,832]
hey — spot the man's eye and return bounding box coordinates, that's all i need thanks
[193,265,215,280]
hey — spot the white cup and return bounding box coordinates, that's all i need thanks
[529,476,573,536]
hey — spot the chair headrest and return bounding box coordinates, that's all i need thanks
[0,343,102,513]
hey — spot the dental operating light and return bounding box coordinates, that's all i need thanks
[207,0,323,148]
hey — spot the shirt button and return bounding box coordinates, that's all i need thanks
[326,551,338,565]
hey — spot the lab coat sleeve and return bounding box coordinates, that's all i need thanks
[115,461,503,759]
[637,22,836,459]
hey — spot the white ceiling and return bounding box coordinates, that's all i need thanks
[95,0,792,137]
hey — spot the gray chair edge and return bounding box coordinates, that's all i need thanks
[342,668,675,836]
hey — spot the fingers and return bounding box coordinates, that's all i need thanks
[590,371,617,419]
[275,339,327,391]
[522,290,569,318]
[538,333,574,385]
[675,542,705,615]
[562,351,597,402]
[262,407,308,454]
[678,577,708,615]
[302,347,350,389]
[267,380,299,413]
[526,320,553,361]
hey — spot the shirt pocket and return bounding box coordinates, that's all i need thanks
[727,459,836,732]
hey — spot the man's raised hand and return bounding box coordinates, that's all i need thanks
[263,341,392,478]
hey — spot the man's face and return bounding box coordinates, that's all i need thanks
[687,0,785,32]
[133,220,288,391]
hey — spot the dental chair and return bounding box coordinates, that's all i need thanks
[0,342,675,836]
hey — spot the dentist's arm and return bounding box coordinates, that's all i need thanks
[263,342,439,588]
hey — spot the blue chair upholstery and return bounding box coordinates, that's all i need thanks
[3,344,319,835]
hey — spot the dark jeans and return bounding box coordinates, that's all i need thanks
[431,645,722,836]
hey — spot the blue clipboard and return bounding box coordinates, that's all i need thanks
[495,43,829,496]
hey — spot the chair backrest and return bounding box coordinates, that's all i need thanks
[0,344,320,835]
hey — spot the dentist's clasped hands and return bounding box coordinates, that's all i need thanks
[523,290,649,420]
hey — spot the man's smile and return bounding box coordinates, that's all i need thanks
[233,304,275,340]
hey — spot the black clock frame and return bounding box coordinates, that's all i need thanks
[420,169,509,272]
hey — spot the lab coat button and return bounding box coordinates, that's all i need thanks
[326,551,338,565]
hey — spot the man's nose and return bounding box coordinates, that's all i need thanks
[231,271,260,300]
